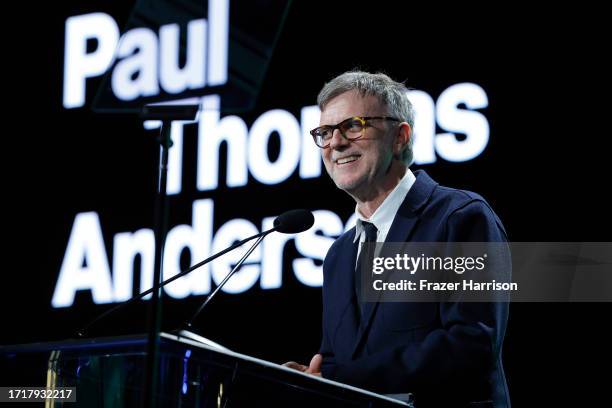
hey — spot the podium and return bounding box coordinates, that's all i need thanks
[1,332,411,407]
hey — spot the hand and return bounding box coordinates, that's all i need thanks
[283,354,322,377]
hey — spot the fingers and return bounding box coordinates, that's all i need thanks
[283,354,323,377]
[306,354,323,375]
[282,361,308,372]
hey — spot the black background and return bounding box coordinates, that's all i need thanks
[3,1,610,406]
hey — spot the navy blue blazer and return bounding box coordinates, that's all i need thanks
[319,170,510,407]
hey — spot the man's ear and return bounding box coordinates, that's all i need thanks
[394,122,411,156]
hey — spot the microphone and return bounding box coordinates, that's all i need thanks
[274,209,315,233]
[76,209,315,337]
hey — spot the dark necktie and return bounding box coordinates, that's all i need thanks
[355,221,378,316]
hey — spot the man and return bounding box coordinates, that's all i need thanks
[285,71,510,407]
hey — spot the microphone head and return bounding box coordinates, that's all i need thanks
[273,209,315,234]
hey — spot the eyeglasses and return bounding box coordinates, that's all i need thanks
[310,116,400,148]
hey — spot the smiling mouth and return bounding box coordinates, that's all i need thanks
[336,155,361,165]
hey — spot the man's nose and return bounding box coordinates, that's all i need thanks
[329,129,349,150]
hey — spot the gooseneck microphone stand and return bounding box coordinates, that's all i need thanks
[181,234,267,331]
[75,229,274,338]
[178,209,315,331]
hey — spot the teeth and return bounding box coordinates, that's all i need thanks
[337,155,359,165]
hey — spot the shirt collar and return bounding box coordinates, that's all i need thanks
[353,168,416,243]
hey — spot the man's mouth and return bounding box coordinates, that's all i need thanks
[335,155,361,165]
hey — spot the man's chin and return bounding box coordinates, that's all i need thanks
[333,177,363,194]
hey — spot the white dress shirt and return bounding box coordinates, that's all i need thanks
[353,168,416,254]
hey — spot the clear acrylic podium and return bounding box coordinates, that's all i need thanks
[1,332,411,407]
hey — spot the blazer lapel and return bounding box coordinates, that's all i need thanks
[352,170,438,356]
[326,231,360,352]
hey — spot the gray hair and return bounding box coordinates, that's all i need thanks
[317,71,415,166]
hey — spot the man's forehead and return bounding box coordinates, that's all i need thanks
[320,91,384,123]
